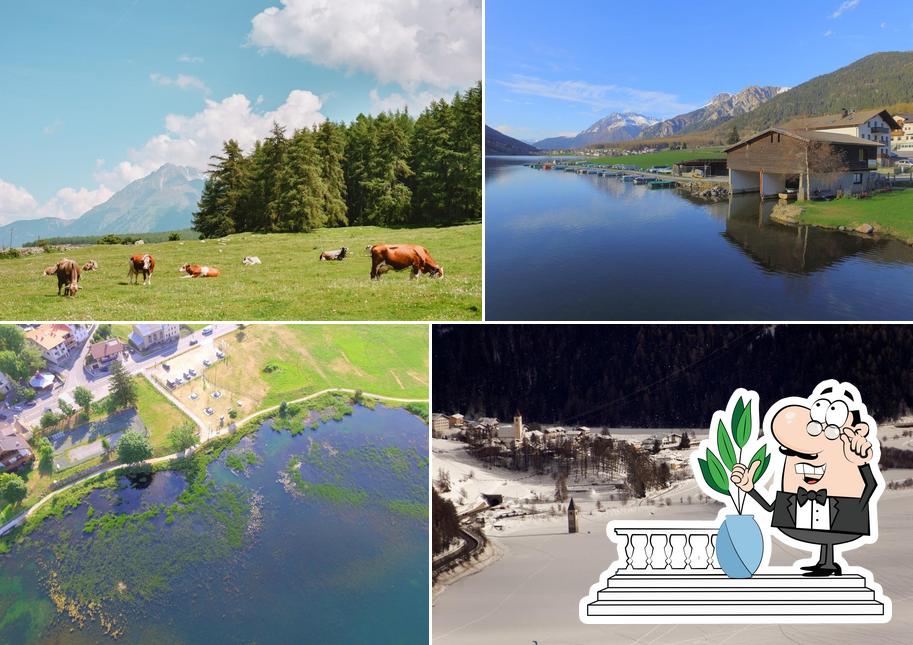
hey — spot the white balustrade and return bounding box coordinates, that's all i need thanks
[614,527,720,572]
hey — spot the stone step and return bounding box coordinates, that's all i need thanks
[587,599,886,617]
[596,587,876,602]
[606,573,868,588]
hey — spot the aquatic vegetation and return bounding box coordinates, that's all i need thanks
[384,500,428,520]
[0,575,55,643]
[225,448,260,475]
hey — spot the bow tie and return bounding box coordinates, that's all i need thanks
[797,487,828,506]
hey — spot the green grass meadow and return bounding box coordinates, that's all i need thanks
[590,148,726,168]
[1,224,481,320]
[799,189,913,243]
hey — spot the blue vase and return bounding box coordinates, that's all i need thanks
[716,514,763,579]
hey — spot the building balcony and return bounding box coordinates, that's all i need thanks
[870,126,890,134]
[581,524,888,622]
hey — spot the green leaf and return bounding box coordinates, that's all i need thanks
[734,400,752,448]
[705,449,730,494]
[716,420,736,470]
[747,444,767,482]
[698,457,728,495]
[754,454,771,484]
[731,398,745,436]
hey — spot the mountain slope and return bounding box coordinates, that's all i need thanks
[726,51,913,133]
[486,126,541,155]
[535,112,658,150]
[0,164,204,246]
[640,86,786,138]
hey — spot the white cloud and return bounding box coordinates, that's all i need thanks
[0,179,112,224]
[150,72,210,94]
[369,88,445,114]
[42,119,63,135]
[248,0,482,91]
[178,54,205,63]
[824,29,834,37]
[830,0,860,18]
[497,75,694,118]
[95,90,327,189]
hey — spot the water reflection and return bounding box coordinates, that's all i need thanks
[486,156,913,320]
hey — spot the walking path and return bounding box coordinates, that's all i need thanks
[0,388,426,538]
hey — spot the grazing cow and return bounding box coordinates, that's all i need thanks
[242,256,262,265]
[180,263,220,278]
[128,254,155,286]
[369,244,444,280]
[319,247,348,261]
[82,260,98,271]
[43,258,80,296]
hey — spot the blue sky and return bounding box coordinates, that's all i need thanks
[488,0,912,142]
[0,0,481,223]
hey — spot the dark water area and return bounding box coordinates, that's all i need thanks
[0,405,428,644]
[485,156,913,320]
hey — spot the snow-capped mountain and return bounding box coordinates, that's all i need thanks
[0,163,204,246]
[639,86,787,139]
[534,112,660,150]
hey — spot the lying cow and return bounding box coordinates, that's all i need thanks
[242,256,262,265]
[180,263,220,278]
[43,258,80,296]
[128,254,155,286]
[319,247,348,261]
[82,260,98,271]
[369,244,444,280]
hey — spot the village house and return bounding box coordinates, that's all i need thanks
[726,127,881,200]
[25,323,80,364]
[129,323,180,351]
[447,413,465,428]
[0,371,11,397]
[891,114,913,158]
[432,413,452,439]
[783,108,899,165]
[0,427,33,472]
[87,338,127,371]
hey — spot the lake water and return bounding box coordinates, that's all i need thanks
[486,156,913,320]
[0,405,428,644]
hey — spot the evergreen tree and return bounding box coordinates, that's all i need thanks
[193,139,249,238]
[314,121,349,226]
[108,360,137,409]
[727,125,741,145]
[362,112,413,225]
[275,128,327,232]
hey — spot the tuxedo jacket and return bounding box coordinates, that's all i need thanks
[747,464,877,536]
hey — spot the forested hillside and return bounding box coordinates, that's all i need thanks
[725,52,913,133]
[433,325,913,426]
[193,83,481,237]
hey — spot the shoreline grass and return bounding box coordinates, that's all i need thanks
[798,189,913,244]
[590,148,725,168]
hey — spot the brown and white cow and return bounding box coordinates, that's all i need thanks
[43,258,80,296]
[319,247,348,261]
[180,263,220,278]
[128,254,155,286]
[369,244,444,280]
[82,260,98,271]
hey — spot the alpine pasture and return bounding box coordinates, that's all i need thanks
[2,224,481,320]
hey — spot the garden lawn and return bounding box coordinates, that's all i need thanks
[133,376,194,456]
[0,224,481,320]
[590,148,725,168]
[799,189,913,244]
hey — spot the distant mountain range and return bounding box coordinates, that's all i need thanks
[534,113,659,150]
[0,164,204,247]
[486,126,541,155]
[640,86,788,139]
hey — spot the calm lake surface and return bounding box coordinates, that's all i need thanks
[486,156,913,320]
[0,405,428,644]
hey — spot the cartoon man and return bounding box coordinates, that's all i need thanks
[730,381,880,577]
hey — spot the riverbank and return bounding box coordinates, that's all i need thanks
[590,147,725,168]
[796,189,913,244]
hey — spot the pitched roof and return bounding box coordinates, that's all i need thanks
[725,127,881,153]
[782,109,899,131]
[0,431,28,454]
[25,324,71,351]
[89,338,125,361]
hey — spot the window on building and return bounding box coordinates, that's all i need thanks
[853,173,863,184]
[858,149,865,161]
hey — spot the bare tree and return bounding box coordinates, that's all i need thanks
[806,141,848,196]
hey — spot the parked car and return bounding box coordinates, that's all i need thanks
[202,359,212,367]
[162,362,171,371]
[691,169,705,178]
[201,326,214,336]
[188,369,197,377]
[215,351,225,359]
[189,339,199,346]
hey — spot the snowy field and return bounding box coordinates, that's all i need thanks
[432,439,913,644]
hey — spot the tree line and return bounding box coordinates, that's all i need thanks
[193,83,481,237]
[433,325,913,427]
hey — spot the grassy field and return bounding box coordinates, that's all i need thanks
[590,148,726,168]
[133,376,194,456]
[170,325,428,422]
[1,224,481,320]
[799,189,913,244]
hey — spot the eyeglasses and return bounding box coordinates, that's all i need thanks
[806,420,841,440]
